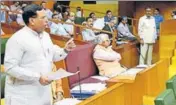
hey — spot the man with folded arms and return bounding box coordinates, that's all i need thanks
[93,34,126,78]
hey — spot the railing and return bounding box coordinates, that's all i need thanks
[49,19,117,48]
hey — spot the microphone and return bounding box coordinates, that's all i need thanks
[77,66,82,100]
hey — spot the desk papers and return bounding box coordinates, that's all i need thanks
[54,98,81,105]
[47,68,79,81]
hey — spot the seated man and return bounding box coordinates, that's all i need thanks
[93,34,126,77]
[117,16,136,40]
[49,14,71,38]
[63,12,75,36]
[82,17,98,43]
[102,18,117,39]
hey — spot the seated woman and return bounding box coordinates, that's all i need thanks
[93,34,126,77]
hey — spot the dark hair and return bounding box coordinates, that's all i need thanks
[89,12,95,18]
[40,1,46,6]
[173,11,176,15]
[106,10,112,14]
[22,4,42,25]
[155,8,160,12]
[86,17,92,21]
[77,7,81,11]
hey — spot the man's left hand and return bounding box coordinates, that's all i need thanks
[64,38,76,52]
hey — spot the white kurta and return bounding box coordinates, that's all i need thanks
[138,15,157,65]
[63,19,74,35]
[4,26,68,105]
[50,22,69,36]
[44,9,53,19]
[93,18,105,30]
[138,15,157,43]
[82,29,97,41]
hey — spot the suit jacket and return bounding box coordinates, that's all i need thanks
[102,24,113,38]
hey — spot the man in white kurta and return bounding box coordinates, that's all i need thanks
[138,7,157,65]
[93,34,126,77]
[41,1,53,19]
[4,4,75,105]
[63,12,75,36]
[82,17,98,43]
[49,14,70,37]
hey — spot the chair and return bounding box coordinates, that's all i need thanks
[166,75,176,98]
[154,89,176,105]
[74,17,86,25]
[65,44,108,99]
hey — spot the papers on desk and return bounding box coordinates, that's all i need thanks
[113,67,144,82]
[47,68,79,81]
[71,83,107,94]
[116,41,128,45]
[136,64,149,68]
[54,98,81,105]
[121,68,144,76]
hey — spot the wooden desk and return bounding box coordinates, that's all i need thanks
[105,59,169,105]
[113,41,139,68]
[78,60,168,105]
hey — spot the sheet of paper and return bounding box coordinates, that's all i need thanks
[54,98,81,105]
[47,68,79,81]
[113,68,145,81]
[120,68,144,76]
[71,83,106,93]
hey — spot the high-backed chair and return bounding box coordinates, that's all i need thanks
[65,43,100,88]
[154,89,176,105]
[166,75,176,98]
[65,43,108,99]
[74,17,86,25]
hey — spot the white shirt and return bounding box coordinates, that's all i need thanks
[93,18,105,30]
[44,9,53,19]
[138,15,157,43]
[50,22,69,36]
[76,11,83,17]
[117,22,134,37]
[82,29,97,41]
[4,26,68,105]
[63,19,74,35]
[173,15,176,19]
[1,5,10,23]
[16,10,25,26]
[93,46,121,62]
[1,29,5,35]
